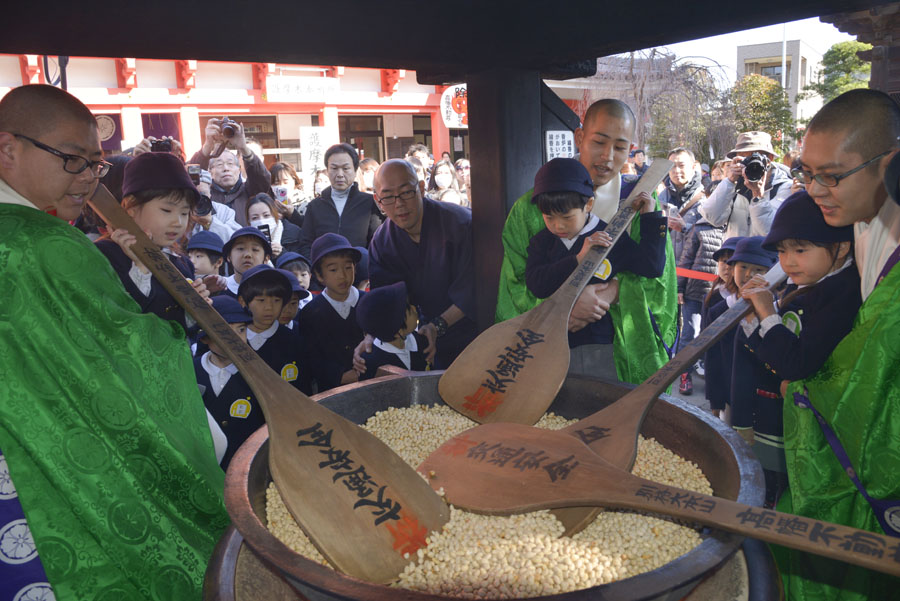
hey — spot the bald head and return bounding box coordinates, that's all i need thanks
[375,158,419,191]
[0,84,97,139]
[583,99,636,138]
[807,89,900,159]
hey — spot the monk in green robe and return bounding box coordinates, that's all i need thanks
[495,99,678,384]
[776,89,900,599]
[0,85,229,599]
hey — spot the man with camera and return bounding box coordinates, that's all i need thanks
[699,131,792,239]
[189,117,271,226]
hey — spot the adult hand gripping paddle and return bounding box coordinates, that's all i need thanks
[420,423,900,579]
[89,185,449,584]
[438,160,672,425]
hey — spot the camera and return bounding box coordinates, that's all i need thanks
[221,117,239,139]
[741,152,769,183]
[193,195,214,217]
[150,138,172,152]
[186,163,202,186]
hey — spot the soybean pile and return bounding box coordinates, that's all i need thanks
[266,404,713,599]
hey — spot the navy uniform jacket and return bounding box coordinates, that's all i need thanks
[359,332,430,381]
[194,355,264,470]
[95,239,194,331]
[297,293,365,392]
[524,212,667,348]
[253,323,313,395]
[702,289,732,412]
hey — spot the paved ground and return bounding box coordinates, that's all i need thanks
[671,367,711,412]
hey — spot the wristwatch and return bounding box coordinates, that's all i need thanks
[431,316,449,338]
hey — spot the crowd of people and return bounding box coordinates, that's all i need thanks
[1,82,898,601]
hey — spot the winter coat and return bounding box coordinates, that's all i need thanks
[677,215,725,302]
[296,184,383,258]
[698,163,792,239]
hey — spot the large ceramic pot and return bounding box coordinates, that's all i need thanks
[223,371,765,601]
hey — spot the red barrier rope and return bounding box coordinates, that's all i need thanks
[676,267,717,282]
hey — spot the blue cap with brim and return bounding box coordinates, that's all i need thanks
[276,269,311,299]
[223,226,272,259]
[728,236,777,267]
[356,281,409,341]
[275,251,311,270]
[712,236,743,261]
[186,230,224,253]
[310,233,362,272]
[237,264,291,298]
[533,158,593,198]
[762,191,853,251]
[197,295,251,339]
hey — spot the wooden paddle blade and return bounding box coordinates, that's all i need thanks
[420,423,900,578]
[438,308,571,424]
[88,185,449,584]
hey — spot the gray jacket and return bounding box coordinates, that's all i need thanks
[698,163,792,239]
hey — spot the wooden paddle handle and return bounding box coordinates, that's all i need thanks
[605,476,900,578]
[551,160,672,309]
[87,185,279,400]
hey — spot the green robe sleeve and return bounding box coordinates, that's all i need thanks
[0,205,229,600]
[495,190,545,322]
[775,263,900,601]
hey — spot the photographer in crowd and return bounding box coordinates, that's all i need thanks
[699,131,792,238]
[189,117,272,226]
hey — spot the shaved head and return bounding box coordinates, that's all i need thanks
[375,158,419,190]
[806,89,900,159]
[0,84,97,139]
[583,99,636,138]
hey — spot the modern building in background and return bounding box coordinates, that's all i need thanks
[736,40,824,121]
[2,54,470,188]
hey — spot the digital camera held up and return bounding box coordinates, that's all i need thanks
[741,152,769,183]
[150,138,172,152]
[221,117,239,139]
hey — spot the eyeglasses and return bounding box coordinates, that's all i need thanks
[14,134,111,178]
[377,187,417,206]
[791,149,893,188]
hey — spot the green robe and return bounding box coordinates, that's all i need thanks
[775,260,900,600]
[495,189,678,384]
[0,204,229,599]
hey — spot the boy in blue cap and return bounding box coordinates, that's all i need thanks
[355,281,429,380]
[222,226,272,297]
[524,157,666,379]
[237,264,311,393]
[276,268,310,329]
[193,296,262,469]
[737,192,860,507]
[187,230,225,277]
[702,236,743,418]
[298,233,366,391]
[275,251,313,309]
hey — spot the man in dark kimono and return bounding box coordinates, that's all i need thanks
[364,159,476,369]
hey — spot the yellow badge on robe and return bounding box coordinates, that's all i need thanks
[230,398,252,419]
[593,259,612,281]
[781,311,802,335]
[281,362,298,382]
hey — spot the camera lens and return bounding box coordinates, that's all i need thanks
[194,195,213,217]
[742,153,768,183]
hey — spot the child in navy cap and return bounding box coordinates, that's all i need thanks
[297,233,366,392]
[95,151,205,332]
[701,236,743,418]
[524,158,666,379]
[276,268,311,329]
[222,226,272,298]
[238,264,311,393]
[186,230,225,277]
[193,295,262,469]
[275,251,313,310]
[734,191,861,507]
[355,282,429,380]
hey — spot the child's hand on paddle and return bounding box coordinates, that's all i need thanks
[576,231,612,263]
[740,274,776,320]
[189,277,213,305]
[632,191,655,214]
[110,227,149,273]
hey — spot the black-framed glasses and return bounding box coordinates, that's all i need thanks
[14,134,111,177]
[792,149,893,188]
[377,187,417,205]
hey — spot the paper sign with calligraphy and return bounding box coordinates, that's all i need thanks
[441,85,468,129]
[546,130,575,160]
[266,75,340,102]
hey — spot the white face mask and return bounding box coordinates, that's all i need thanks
[315,182,328,196]
[363,171,375,190]
[250,217,277,237]
[434,173,453,189]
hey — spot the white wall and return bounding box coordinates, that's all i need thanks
[65,57,118,88]
[195,61,252,89]
[136,59,177,89]
[0,55,21,88]
[277,113,314,143]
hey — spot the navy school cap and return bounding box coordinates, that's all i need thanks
[237,264,292,299]
[122,151,200,203]
[197,295,252,340]
[310,233,362,272]
[223,226,272,259]
[274,251,311,270]
[728,236,777,267]
[712,236,743,261]
[276,269,311,300]
[533,158,594,198]
[356,281,409,341]
[762,191,853,251]
[186,230,224,254]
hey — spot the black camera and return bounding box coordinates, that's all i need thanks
[194,195,213,217]
[150,138,172,152]
[186,163,202,186]
[741,152,769,183]
[221,117,239,139]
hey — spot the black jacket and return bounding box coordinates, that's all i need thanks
[295,184,383,257]
[677,215,724,302]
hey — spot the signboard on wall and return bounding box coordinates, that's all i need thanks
[266,76,340,102]
[545,130,575,160]
[441,84,468,129]
[299,126,330,182]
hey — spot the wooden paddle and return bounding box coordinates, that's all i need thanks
[550,263,786,534]
[438,159,673,425]
[419,422,900,578]
[88,185,449,584]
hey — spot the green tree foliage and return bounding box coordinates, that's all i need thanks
[730,74,795,151]
[802,40,872,102]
